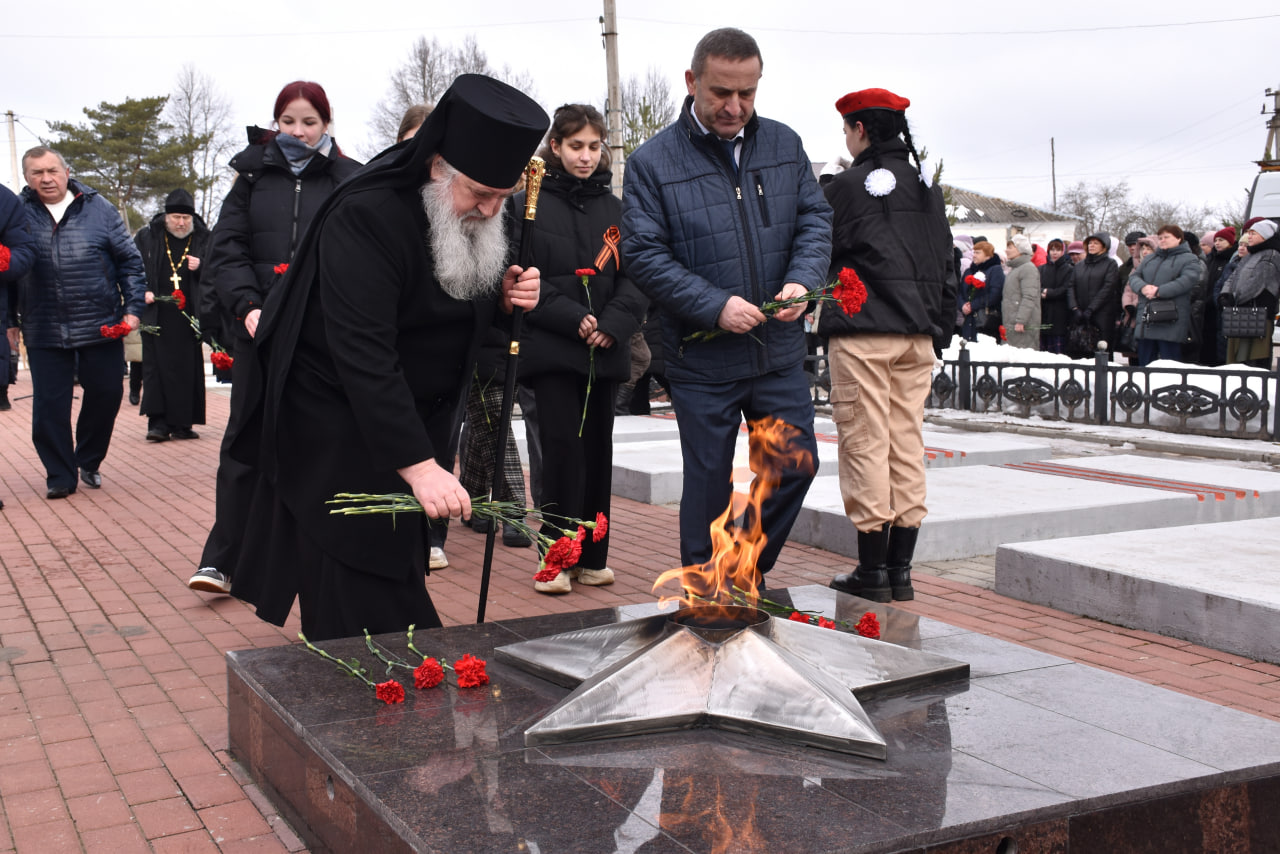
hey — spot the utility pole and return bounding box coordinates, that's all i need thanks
[1260,87,1280,169]
[1050,137,1056,210]
[7,111,18,192]
[600,1,624,197]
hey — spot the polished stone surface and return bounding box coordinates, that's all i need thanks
[228,586,1280,853]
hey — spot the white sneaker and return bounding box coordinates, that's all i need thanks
[429,547,449,569]
[574,567,615,586]
[533,570,571,594]
[188,567,231,594]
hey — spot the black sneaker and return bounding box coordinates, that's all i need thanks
[502,523,532,548]
[188,568,231,594]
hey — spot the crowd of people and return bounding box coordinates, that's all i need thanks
[947,223,1279,369]
[2,25,1274,636]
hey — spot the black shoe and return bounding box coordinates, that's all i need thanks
[829,525,891,602]
[128,391,140,406]
[79,468,102,489]
[146,429,170,442]
[886,526,920,601]
[170,428,199,440]
[0,388,10,411]
[502,523,532,548]
[47,486,71,499]
[470,516,491,534]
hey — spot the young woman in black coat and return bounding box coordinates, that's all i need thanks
[191,81,360,596]
[512,105,647,594]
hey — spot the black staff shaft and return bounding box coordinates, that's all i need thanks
[477,158,544,624]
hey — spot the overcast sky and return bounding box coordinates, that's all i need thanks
[3,1,1276,220]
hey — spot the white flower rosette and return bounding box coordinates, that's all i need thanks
[865,168,896,197]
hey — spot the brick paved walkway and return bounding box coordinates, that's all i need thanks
[2,379,1278,852]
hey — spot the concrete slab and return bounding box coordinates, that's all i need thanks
[1042,454,1280,515]
[606,422,1053,505]
[790,458,1276,562]
[995,518,1280,664]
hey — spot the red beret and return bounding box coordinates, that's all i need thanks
[836,88,910,116]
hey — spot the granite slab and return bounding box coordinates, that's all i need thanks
[228,587,1280,853]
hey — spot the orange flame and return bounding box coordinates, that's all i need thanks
[654,416,815,610]
[660,774,766,854]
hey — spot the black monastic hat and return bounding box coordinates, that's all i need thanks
[164,189,195,215]
[435,75,549,188]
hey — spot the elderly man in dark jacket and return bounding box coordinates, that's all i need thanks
[622,28,832,585]
[18,147,145,499]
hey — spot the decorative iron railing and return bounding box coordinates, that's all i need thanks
[925,348,1280,440]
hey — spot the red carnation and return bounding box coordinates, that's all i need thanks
[998,325,1008,342]
[817,617,837,630]
[833,267,868,315]
[543,535,582,571]
[574,268,596,278]
[855,612,881,639]
[100,322,130,339]
[575,525,587,543]
[533,564,561,583]
[964,274,985,289]
[414,657,445,689]
[273,263,289,275]
[375,679,405,704]
[788,612,810,624]
[592,512,608,542]
[454,654,489,688]
[171,289,186,310]
[210,352,234,371]
[0,244,10,273]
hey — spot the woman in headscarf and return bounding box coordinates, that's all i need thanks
[1218,219,1280,368]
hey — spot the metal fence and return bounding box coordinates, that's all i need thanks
[924,348,1280,440]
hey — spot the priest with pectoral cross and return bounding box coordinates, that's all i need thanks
[134,189,210,441]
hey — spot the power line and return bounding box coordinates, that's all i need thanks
[624,12,1279,37]
[0,18,587,40]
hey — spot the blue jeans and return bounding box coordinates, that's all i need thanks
[668,363,818,574]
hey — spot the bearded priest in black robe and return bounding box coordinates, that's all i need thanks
[227,75,549,641]
[134,189,208,440]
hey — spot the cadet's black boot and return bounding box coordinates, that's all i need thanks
[886,526,920,601]
[829,524,891,602]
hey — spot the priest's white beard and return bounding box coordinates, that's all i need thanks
[420,170,508,302]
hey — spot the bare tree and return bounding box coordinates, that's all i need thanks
[368,35,536,152]
[165,65,236,224]
[619,67,678,155]
[1056,180,1136,238]
[1128,197,1217,237]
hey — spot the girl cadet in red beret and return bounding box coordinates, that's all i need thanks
[817,88,957,604]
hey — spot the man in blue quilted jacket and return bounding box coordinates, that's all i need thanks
[622,28,832,587]
[18,147,145,499]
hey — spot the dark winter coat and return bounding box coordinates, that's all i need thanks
[957,253,1004,338]
[1068,234,1120,331]
[1130,242,1204,343]
[17,179,146,349]
[1039,254,1074,336]
[1,184,36,327]
[816,139,955,348]
[1219,230,1280,320]
[513,168,646,381]
[621,96,832,383]
[134,213,211,426]
[1205,246,1235,302]
[205,128,360,335]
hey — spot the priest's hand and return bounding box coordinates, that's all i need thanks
[187,256,200,271]
[145,291,155,305]
[501,265,539,313]
[123,314,140,332]
[245,309,262,338]
[398,458,472,521]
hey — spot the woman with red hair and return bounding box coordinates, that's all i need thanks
[190,81,360,596]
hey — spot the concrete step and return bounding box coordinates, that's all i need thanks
[994,518,1280,665]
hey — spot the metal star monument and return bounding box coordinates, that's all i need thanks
[494,606,968,760]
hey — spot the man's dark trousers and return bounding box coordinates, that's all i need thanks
[28,340,125,491]
[669,361,818,575]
